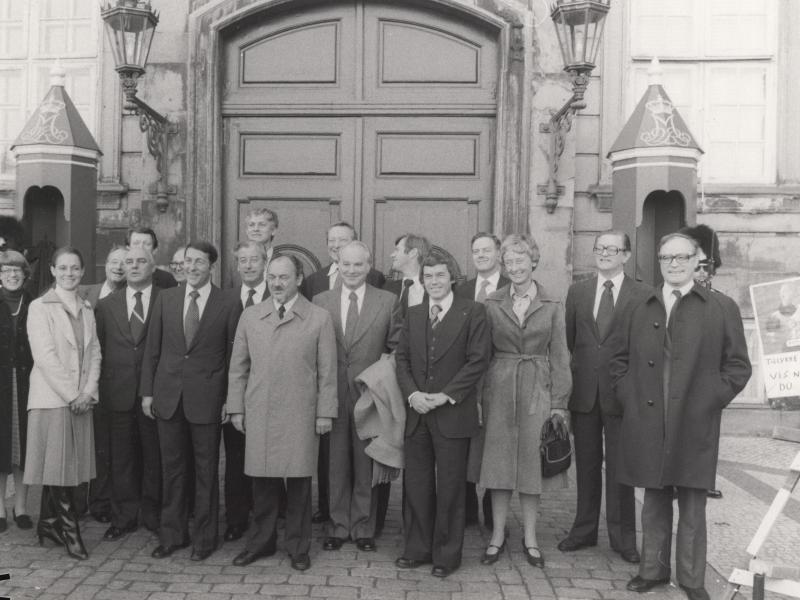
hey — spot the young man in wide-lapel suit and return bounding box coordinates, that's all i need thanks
[395,249,491,578]
[95,246,162,540]
[140,241,240,561]
[313,241,396,552]
[558,231,651,564]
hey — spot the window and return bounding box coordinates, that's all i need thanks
[628,0,776,184]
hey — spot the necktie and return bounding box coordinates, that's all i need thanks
[278,304,286,320]
[245,288,256,308]
[130,291,145,340]
[399,279,414,317]
[184,290,200,348]
[345,291,359,345]
[430,304,442,329]
[476,279,490,304]
[668,289,682,331]
[595,280,615,339]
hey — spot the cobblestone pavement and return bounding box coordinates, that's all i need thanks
[0,434,798,600]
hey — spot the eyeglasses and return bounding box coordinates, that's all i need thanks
[0,266,24,275]
[593,245,624,256]
[169,262,184,270]
[657,253,696,265]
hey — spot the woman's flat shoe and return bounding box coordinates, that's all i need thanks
[523,543,545,568]
[480,539,506,565]
[13,510,33,530]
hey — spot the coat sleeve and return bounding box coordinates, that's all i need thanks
[564,284,577,355]
[316,311,339,418]
[226,314,250,415]
[139,292,164,397]
[82,309,102,402]
[26,301,78,405]
[548,302,572,410]
[441,302,491,404]
[718,295,753,406]
[394,308,417,400]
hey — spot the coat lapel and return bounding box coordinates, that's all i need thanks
[349,286,381,348]
[429,295,470,362]
[331,291,345,347]
[190,286,222,351]
[584,276,601,341]
[109,289,134,344]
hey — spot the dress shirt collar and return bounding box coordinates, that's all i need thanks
[328,262,339,276]
[99,280,117,300]
[476,270,501,292]
[662,280,695,306]
[341,282,366,306]
[510,280,537,301]
[241,280,267,306]
[126,284,152,319]
[273,291,300,314]
[429,291,454,320]
[598,270,625,293]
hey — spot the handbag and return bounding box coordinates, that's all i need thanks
[540,414,572,478]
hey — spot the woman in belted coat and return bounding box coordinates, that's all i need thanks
[479,234,571,569]
[0,250,34,532]
[24,247,101,560]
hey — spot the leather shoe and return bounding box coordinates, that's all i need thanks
[432,565,456,578]
[12,510,33,530]
[626,575,671,593]
[103,523,137,541]
[557,537,597,552]
[480,539,506,565]
[323,537,346,551]
[395,556,431,569]
[224,524,247,542]
[290,553,311,571]
[707,489,723,499]
[356,537,375,551]
[619,548,641,564]
[680,585,710,600]
[190,547,215,561]
[151,539,190,558]
[233,546,276,566]
[522,545,545,568]
[311,511,329,524]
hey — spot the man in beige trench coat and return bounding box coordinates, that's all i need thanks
[226,254,338,571]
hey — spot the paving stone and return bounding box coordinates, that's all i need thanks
[208,583,260,594]
[255,583,311,596]
[310,584,359,598]
[553,586,601,598]
[165,582,213,593]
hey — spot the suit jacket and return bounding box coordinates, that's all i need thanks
[454,274,510,301]
[153,269,178,289]
[301,264,386,300]
[79,281,120,309]
[565,274,651,415]
[611,284,752,489]
[225,285,270,317]
[226,294,338,477]
[313,285,395,412]
[140,284,240,424]
[26,289,102,409]
[395,294,491,439]
[96,285,161,412]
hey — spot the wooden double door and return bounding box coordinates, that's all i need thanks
[221,1,500,282]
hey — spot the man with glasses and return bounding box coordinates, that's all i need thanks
[169,247,186,284]
[612,233,751,600]
[558,231,650,564]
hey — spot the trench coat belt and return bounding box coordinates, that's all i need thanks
[493,352,549,424]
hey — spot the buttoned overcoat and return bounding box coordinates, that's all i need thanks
[610,285,751,489]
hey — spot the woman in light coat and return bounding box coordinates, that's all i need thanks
[24,247,101,560]
[479,234,571,569]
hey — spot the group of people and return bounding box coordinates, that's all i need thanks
[0,209,751,600]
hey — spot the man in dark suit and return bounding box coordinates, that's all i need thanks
[455,232,508,528]
[612,233,751,600]
[313,241,395,552]
[394,249,491,578]
[141,241,240,561]
[126,227,178,290]
[558,230,650,564]
[95,246,162,540]
[300,221,385,524]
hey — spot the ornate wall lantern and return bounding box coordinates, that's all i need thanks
[540,0,610,213]
[101,0,176,212]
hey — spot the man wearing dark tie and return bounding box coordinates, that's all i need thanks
[141,241,240,561]
[395,249,491,578]
[612,233,751,600]
[313,241,395,553]
[558,231,650,563]
[95,246,162,540]
[455,232,508,528]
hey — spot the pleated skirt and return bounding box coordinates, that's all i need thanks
[23,406,95,486]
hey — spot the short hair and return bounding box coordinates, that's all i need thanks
[125,227,158,249]
[594,230,631,252]
[421,248,458,283]
[270,253,304,279]
[105,244,128,262]
[500,234,540,266]
[186,240,219,265]
[470,232,501,249]
[245,207,279,228]
[339,240,372,265]
[0,249,30,276]
[395,233,431,267]
[51,246,84,269]
[234,240,268,262]
[657,232,698,253]
[327,221,357,240]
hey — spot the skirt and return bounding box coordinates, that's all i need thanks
[23,406,95,487]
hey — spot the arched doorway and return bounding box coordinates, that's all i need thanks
[218,0,501,284]
[636,190,686,286]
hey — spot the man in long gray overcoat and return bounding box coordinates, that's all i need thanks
[226,254,338,572]
[611,233,751,600]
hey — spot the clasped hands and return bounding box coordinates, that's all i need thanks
[69,392,93,415]
[409,391,451,414]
